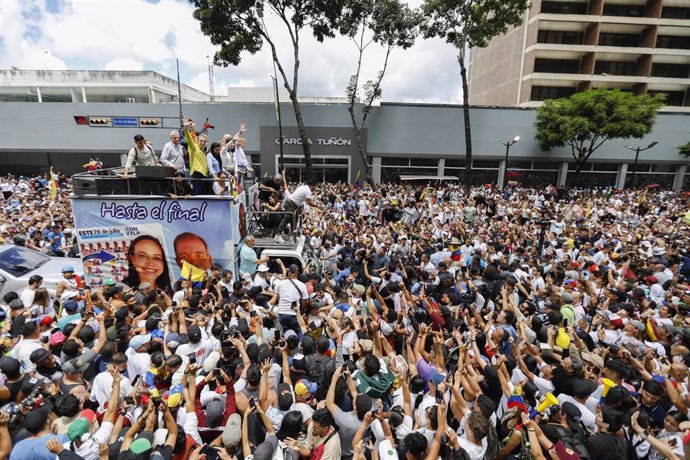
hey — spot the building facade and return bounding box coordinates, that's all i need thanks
[0,100,688,190]
[469,0,690,110]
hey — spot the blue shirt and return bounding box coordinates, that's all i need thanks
[335,267,351,286]
[10,434,69,460]
[239,244,258,275]
[47,231,63,252]
[206,153,221,176]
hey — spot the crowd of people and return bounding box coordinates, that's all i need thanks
[122,117,250,198]
[1,170,690,460]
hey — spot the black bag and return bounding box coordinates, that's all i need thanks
[305,353,335,400]
[549,425,591,460]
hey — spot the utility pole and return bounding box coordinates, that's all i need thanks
[625,141,658,189]
[500,136,520,189]
[207,55,215,102]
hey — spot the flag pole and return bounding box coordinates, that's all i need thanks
[271,71,284,173]
[176,59,183,128]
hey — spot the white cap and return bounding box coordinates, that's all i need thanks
[257,264,269,272]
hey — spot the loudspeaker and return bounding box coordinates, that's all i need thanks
[94,177,132,195]
[137,180,167,195]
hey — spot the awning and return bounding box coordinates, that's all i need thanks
[399,175,459,181]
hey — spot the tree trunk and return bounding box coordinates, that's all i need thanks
[459,54,473,195]
[290,94,313,174]
[353,126,374,189]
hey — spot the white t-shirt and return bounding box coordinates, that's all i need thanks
[64,421,114,460]
[275,278,308,316]
[289,185,312,207]
[459,434,488,459]
[90,372,134,410]
[19,288,36,309]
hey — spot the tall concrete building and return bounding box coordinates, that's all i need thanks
[468,0,690,110]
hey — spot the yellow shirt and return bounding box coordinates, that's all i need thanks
[185,129,208,176]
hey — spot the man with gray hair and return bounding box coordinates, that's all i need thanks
[258,173,283,203]
[160,130,186,172]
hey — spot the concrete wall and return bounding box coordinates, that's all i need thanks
[0,101,687,174]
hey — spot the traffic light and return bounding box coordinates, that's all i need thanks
[139,119,160,126]
[89,117,110,126]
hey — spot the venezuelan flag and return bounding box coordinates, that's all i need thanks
[180,260,206,282]
[50,169,59,201]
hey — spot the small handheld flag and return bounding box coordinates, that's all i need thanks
[180,260,206,282]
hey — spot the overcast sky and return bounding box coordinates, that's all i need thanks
[0,0,464,103]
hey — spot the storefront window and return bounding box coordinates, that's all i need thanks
[565,172,617,188]
[624,173,675,189]
[507,170,558,187]
[381,167,438,182]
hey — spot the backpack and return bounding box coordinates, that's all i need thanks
[305,353,334,400]
[503,429,534,460]
[549,425,591,460]
[482,421,499,460]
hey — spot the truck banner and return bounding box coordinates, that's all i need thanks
[71,197,238,290]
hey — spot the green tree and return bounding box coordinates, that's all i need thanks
[422,0,530,193]
[190,0,342,174]
[339,0,420,187]
[535,89,665,173]
[679,141,690,157]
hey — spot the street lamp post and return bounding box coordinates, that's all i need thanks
[625,141,658,189]
[501,135,520,188]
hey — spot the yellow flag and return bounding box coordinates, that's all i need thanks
[585,200,591,218]
[50,170,59,201]
[180,260,206,282]
[645,319,657,342]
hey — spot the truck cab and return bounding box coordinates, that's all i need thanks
[255,236,320,277]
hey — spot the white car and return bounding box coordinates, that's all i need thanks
[0,245,84,298]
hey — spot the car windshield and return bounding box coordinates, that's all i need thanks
[0,247,51,277]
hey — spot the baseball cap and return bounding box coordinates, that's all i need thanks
[277,383,294,411]
[39,316,53,327]
[62,300,79,312]
[103,278,116,287]
[62,358,89,374]
[165,333,181,349]
[627,319,645,332]
[294,379,317,396]
[359,339,373,353]
[67,417,92,441]
[257,264,269,272]
[561,401,583,432]
[222,413,242,448]
[138,282,151,291]
[288,264,300,274]
[166,392,182,408]
[187,325,202,342]
[129,437,152,455]
[29,348,51,364]
[61,265,75,273]
[129,334,152,350]
[581,352,604,369]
